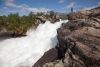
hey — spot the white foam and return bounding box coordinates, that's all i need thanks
[0,20,68,67]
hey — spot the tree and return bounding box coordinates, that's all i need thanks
[49,11,55,17]
[28,11,36,23]
[36,12,44,16]
[0,15,8,29]
[7,13,21,31]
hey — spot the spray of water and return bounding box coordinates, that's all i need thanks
[0,20,68,67]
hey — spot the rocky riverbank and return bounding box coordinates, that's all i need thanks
[35,6,100,67]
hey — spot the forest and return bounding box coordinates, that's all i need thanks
[0,11,55,34]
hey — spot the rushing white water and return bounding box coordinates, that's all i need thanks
[0,20,68,67]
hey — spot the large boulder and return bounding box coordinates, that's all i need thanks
[36,14,60,23]
[43,6,100,67]
[37,15,47,23]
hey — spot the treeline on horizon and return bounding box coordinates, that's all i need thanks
[0,11,55,34]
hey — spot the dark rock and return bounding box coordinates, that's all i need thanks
[11,31,26,37]
[0,32,12,41]
[33,48,58,67]
[0,32,26,41]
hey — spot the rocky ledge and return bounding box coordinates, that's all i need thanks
[41,6,100,67]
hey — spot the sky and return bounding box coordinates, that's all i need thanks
[0,0,100,16]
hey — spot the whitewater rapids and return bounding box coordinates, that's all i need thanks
[0,20,68,67]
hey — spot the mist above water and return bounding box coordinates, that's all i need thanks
[0,20,68,67]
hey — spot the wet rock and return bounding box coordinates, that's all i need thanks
[33,48,58,67]
[0,32,12,41]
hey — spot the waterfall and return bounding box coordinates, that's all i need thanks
[0,20,68,67]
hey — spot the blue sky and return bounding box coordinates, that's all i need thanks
[0,0,100,16]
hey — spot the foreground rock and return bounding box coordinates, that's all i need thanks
[33,48,58,67]
[43,6,100,67]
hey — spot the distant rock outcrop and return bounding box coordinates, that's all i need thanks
[36,14,60,23]
[67,6,100,20]
[42,6,100,67]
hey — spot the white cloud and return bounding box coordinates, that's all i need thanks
[6,9,15,13]
[59,0,65,3]
[28,8,51,13]
[98,1,100,6]
[5,0,16,7]
[5,0,28,9]
[61,10,66,13]
[15,4,28,9]
[4,0,51,13]
[1,7,15,13]
[83,2,100,10]
[3,7,8,9]
[83,6,96,10]
[66,2,76,8]
[20,7,27,13]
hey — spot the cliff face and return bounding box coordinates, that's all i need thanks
[43,6,100,67]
